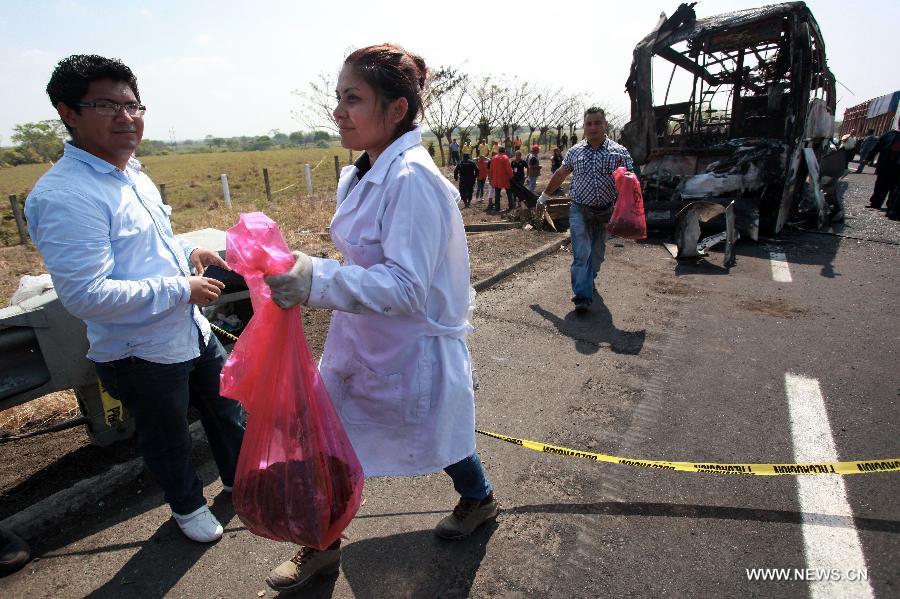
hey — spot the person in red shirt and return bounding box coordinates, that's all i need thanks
[488,147,514,212]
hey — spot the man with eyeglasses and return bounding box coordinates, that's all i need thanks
[25,55,245,544]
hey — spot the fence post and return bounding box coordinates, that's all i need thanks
[158,183,168,205]
[334,156,340,183]
[8,195,27,244]
[220,174,232,209]
[262,168,272,203]
[304,163,313,195]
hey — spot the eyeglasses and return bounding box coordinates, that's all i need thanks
[76,101,147,117]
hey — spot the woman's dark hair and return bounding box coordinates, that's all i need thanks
[344,43,427,138]
[46,55,140,133]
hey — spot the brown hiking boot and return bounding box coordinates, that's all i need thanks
[265,543,341,591]
[435,494,500,540]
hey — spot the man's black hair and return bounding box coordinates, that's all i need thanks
[584,106,606,119]
[46,54,140,133]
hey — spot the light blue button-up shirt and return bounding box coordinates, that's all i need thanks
[25,143,210,364]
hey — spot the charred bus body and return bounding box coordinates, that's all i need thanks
[621,2,840,243]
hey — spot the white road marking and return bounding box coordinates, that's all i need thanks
[785,373,874,598]
[770,251,793,282]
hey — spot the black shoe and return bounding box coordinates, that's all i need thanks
[573,298,591,313]
[0,528,30,575]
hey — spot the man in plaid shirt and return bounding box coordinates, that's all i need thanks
[538,107,634,312]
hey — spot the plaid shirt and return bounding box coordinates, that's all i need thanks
[563,138,634,208]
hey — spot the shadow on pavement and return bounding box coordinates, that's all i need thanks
[507,501,899,533]
[333,523,497,599]
[81,490,236,598]
[673,257,730,276]
[530,295,645,355]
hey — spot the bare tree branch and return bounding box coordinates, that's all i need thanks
[291,72,338,134]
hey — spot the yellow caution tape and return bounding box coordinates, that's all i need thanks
[210,323,240,343]
[476,430,900,475]
[97,378,125,425]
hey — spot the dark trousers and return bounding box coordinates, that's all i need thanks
[443,452,492,502]
[869,166,899,209]
[510,178,526,209]
[450,151,460,165]
[459,180,475,206]
[492,187,510,211]
[476,179,486,198]
[94,335,245,515]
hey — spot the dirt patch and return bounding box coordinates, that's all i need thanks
[650,278,697,297]
[736,298,809,318]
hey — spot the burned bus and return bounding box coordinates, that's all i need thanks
[621,2,840,247]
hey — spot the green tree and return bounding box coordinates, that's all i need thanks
[10,120,66,163]
[289,131,306,146]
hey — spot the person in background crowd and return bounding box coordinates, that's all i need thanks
[475,154,489,202]
[571,131,578,146]
[550,146,563,173]
[561,133,568,148]
[513,135,522,152]
[840,131,858,168]
[865,121,900,212]
[488,146,514,212]
[26,55,245,544]
[485,150,498,208]
[510,150,528,210]
[462,139,473,159]
[537,108,633,313]
[454,152,479,208]
[526,144,542,192]
[856,129,878,173]
[490,139,499,155]
[477,138,489,159]
[449,138,460,165]
[263,43,498,592]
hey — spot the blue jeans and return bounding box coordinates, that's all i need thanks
[94,335,245,515]
[476,179,486,198]
[569,203,609,303]
[444,452,492,502]
[527,175,538,192]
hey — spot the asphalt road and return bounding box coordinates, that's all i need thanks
[1,172,897,598]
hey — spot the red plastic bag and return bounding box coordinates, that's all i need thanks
[220,212,363,549]
[606,166,647,240]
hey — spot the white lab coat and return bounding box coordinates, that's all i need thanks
[306,128,476,477]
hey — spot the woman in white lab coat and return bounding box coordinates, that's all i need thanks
[263,43,498,592]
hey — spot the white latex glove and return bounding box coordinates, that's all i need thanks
[264,250,313,309]
[537,192,550,206]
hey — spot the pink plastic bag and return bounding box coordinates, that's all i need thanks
[606,166,647,240]
[220,212,363,550]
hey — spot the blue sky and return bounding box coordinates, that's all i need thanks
[1,0,895,143]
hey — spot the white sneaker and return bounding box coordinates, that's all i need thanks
[172,505,223,543]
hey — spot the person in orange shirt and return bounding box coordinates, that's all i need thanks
[487,147,514,212]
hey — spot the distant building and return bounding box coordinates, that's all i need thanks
[840,91,900,137]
